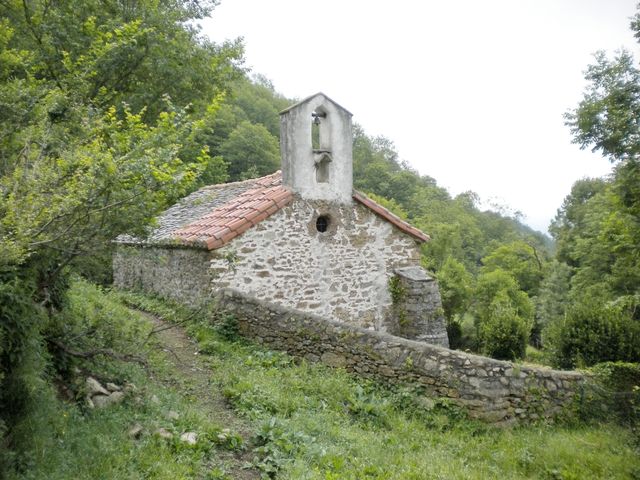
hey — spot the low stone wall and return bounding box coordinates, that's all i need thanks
[218,289,586,424]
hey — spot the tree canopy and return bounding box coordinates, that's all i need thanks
[0,0,243,468]
[542,6,640,367]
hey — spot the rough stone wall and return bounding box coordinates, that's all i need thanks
[390,267,449,347]
[209,197,423,331]
[218,289,585,424]
[113,246,214,307]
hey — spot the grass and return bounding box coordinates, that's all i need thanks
[213,347,637,479]
[8,281,245,480]
[525,345,554,366]
[11,283,640,479]
[122,290,640,480]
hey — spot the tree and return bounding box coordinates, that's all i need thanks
[472,269,534,359]
[547,5,640,367]
[478,291,531,361]
[220,121,280,180]
[481,241,545,296]
[535,261,572,347]
[437,257,474,349]
[561,6,640,298]
[473,270,534,323]
[230,75,290,137]
[437,257,474,321]
[549,178,606,266]
[0,0,242,468]
[0,0,243,123]
[565,48,640,163]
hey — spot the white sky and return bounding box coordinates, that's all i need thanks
[200,0,639,233]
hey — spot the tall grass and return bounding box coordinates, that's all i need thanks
[9,281,239,480]
[13,285,640,479]
[123,290,639,480]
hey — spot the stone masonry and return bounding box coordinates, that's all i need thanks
[113,188,449,340]
[113,246,213,307]
[209,197,424,332]
[218,288,586,424]
[390,267,449,347]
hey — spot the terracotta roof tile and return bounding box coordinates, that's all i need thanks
[171,171,293,250]
[206,237,224,250]
[352,191,430,243]
[248,210,270,225]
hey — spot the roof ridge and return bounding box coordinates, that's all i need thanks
[352,191,430,243]
[199,170,281,191]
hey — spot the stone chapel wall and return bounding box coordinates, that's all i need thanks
[208,197,426,332]
[113,245,213,307]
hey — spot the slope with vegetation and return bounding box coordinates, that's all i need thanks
[0,0,241,469]
[9,279,639,479]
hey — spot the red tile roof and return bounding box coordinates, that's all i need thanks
[352,191,430,243]
[169,171,429,250]
[172,172,293,250]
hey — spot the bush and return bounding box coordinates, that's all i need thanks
[472,269,534,359]
[578,362,640,427]
[548,298,640,369]
[0,276,55,474]
[213,312,240,342]
[45,279,152,374]
[477,291,530,360]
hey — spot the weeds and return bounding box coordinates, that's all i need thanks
[12,284,640,479]
[252,418,311,478]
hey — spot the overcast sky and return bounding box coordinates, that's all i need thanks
[200,0,639,233]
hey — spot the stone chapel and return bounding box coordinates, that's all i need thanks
[114,93,449,347]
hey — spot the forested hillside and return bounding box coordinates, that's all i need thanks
[1,0,639,475]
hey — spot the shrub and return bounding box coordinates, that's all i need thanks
[45,279,151,375]
[213,312,240,342]
[0,276,50,473]
[252,417,311,477]
[578,362,640,427]
[472,269,534,359]
[548,298,640,369]
[477,291,530,360]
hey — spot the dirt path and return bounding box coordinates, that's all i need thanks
[148,315,260,480]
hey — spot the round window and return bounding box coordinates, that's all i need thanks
[316,215,329,233]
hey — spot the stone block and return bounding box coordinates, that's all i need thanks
[320,351,347,368]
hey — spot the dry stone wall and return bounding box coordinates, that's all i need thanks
[218,288,586,424]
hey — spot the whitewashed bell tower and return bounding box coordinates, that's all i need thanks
[279,93,353,203]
